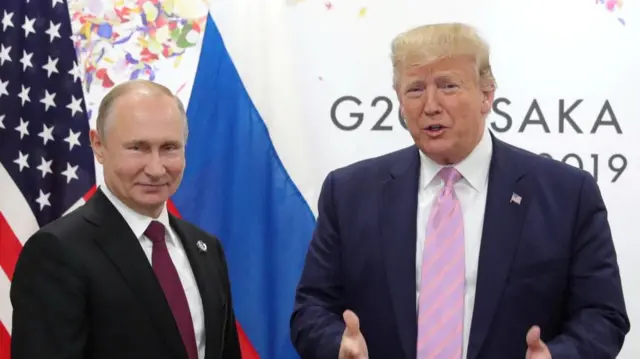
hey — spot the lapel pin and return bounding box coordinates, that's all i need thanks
[196,240,207,253]
[510,193,522,205]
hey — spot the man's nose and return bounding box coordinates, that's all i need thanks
[144,152,166,177]
[423,88,442,117]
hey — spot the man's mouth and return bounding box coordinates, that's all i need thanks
[423,124,446,136]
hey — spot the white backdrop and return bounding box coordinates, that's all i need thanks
[74,0,640,356]
[213,0,640,356]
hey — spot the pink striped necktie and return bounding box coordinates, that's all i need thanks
[417,167,465,359]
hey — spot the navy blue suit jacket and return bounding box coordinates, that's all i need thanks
[290,134,630,359]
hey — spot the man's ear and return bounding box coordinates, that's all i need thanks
[89,129,105,165]
[481,89,495,115]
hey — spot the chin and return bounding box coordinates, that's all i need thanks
[137,193,166,202]
[134,188,168,201]
[420,144,456,164]
[421,140,452,154]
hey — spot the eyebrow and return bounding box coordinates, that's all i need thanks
[123,139,184,147]
[405,80,426,89]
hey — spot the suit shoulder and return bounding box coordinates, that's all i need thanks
[33,205,90,242]
[504,141,592,183]
[16,206,92,275]
[328,145,416,182]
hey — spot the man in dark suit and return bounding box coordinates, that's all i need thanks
[10,79,242,359]
[290,23,630,359]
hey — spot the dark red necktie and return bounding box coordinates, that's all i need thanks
[145,220,198,359]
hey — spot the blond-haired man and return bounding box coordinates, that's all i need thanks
[290,23,629,358]
[11,80,242,359]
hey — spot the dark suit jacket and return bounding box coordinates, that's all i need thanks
[290,134,630,359]
[10,189,242,359]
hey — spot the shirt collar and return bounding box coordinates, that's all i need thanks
[99,184,175,245]
[419,127,493,191]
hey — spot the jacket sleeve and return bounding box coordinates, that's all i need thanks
[546,173,630,358]
[10,231,89,359]
[290,171,346,359]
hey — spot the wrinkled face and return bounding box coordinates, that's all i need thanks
[90,92,186,218]
[396,55,494,164]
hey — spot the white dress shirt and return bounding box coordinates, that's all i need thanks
[100,185,206,359]
[415,128,493,359]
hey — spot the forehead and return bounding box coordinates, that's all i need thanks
[400,56,477,83]
[108,94,184,140]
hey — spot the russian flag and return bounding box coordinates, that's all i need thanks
[169,8,316,359]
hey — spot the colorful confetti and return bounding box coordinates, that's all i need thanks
[68,0,207,90]
[176,81,187,94]
[596,0,625,25]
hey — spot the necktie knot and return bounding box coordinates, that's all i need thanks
[438,167,462,188]
[145,220,166,244]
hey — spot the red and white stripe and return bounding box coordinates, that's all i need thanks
[0,165,92,357]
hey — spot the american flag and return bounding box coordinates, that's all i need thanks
[0,0,96,356]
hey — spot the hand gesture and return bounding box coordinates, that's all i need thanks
[526,325,552,359]
[338,310,368,359]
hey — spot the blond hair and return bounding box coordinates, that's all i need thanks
[96,79,188,139]
[391,23,496,91]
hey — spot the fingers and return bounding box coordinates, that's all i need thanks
[339,338,365,359]
[526,325,542,349]
[343,310,360,337]
[340,310,368,359]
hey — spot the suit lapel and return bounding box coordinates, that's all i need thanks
[84,190,187,359]
[170,217,225,359]
[380,147,420,359]
[467,137,529,359]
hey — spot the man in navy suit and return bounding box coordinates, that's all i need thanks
[290,23,630,359]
